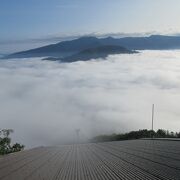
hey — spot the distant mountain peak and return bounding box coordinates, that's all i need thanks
[105,36,114,39]
[77,36,98,40]
[44,45,137,62]
[3,35,180,60]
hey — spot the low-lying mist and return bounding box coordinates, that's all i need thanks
[1,50,180,148]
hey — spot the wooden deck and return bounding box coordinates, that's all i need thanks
[0,140,180,180]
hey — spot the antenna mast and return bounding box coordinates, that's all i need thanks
[75,129,80,144]
[151,104,154,138]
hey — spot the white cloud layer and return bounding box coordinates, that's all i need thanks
[1,50,180,148]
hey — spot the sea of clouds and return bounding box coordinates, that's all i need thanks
[1,50,180,148]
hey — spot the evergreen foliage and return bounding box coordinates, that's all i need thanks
[0,129,24,155]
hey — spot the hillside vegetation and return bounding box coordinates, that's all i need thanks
[91,129,180,142]
[0,129,24,155]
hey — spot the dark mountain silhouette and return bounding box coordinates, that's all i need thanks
[4,37,102,59]
[44,45,136,62]
[3,35,180,59]
[101,35,180,50]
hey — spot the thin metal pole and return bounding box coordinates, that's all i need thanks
[75,129,80,144]
[152,104,154,138]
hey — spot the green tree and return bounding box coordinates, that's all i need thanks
[156,129,166,138]
[0,129,24,155]
[177,132,180,138]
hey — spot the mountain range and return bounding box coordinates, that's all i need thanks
[3,35,180,62]
[43,45,136,62]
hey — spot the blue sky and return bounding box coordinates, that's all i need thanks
[1,0,180,53]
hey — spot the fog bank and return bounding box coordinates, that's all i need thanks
[1,50,180,147]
